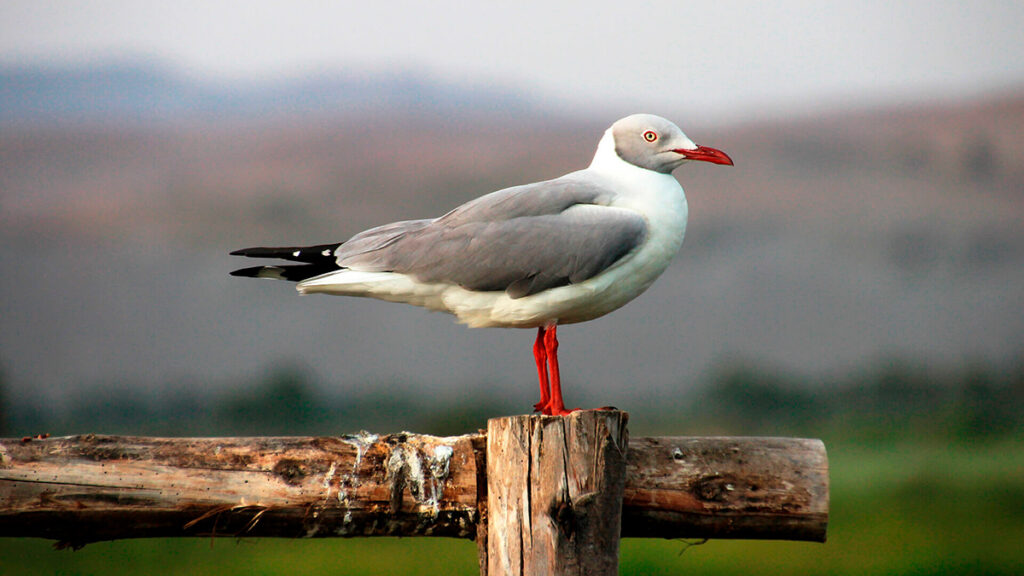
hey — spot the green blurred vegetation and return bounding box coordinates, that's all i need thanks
[690,355,1024,441]
[3,363,512,439]
[1,356,1022,574]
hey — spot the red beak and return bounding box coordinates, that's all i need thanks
[674,145,734,166]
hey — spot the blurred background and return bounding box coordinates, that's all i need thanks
[1,1,1022,574]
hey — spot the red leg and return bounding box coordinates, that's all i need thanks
[532,327,550,412]
[544,325,575,416]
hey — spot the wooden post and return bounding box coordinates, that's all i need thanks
[482,410,629,576]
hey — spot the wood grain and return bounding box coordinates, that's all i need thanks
[482,410,629,576]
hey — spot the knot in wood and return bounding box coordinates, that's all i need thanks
[694,475,734,503]
[552,501,576,538]
[273,459,310,485]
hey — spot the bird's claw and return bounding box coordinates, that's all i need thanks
[532,401,579,416]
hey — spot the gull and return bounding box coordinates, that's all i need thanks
[231,114,733,415]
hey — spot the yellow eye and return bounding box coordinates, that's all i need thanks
[643,130,658,142]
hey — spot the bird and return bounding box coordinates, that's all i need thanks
[231,114,733,416]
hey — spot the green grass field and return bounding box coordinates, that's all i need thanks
[3,439,1021,575]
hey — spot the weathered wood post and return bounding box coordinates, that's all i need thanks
[481,410,629,576]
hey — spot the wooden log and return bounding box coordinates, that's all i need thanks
[482,410,629,576]
[0,432,484,548]
[622,436,829,542]
[0,429,828,547]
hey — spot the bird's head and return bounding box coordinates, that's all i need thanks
[608,114,733,174]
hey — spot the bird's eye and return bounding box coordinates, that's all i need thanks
[643,130,658,142]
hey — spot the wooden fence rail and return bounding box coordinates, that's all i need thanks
[0,410,828,574]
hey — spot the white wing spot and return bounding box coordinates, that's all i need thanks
[292,250,301,257]
[322,249,331,256]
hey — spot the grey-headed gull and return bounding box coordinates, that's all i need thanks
[231,114,733,415]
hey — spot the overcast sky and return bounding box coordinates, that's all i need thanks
[3,1,1024,121]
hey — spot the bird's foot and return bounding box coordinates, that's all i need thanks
[533,401,579,416]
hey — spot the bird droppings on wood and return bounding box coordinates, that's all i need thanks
[333,432,378,506]
[321,462,338,497]
[431,445,454,480]
[339,431,379,469]
[384,434,456,515]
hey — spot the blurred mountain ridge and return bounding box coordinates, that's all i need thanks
[0,58,537,126]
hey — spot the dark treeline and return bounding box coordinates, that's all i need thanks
[690,356,1024,442]
[2,356,1021,441]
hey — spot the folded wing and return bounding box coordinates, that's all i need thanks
[334,177,647,298]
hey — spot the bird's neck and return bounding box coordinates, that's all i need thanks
[587,128,623,173]
[587,129,683,200]
[585,127,687,241]
[588,129,676,188]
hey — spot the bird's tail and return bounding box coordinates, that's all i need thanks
[230,243,342,283]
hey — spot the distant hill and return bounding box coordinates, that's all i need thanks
[0,59,537,125]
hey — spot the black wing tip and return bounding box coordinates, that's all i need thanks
[230,266,267,278]
[230,246,282,258]
[229,243,342,262]
[229,262,342,282]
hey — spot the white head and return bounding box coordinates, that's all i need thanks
[594,114,733,174]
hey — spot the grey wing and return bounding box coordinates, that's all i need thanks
[336,178,647,298]
[435,173,614,224]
